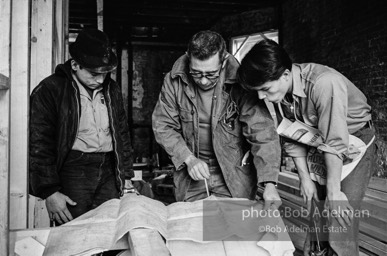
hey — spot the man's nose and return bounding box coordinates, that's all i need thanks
[200,76,210,84]
[95,74,105,84]
[257,91,266,99]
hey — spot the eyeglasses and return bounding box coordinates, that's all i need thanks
[189,65,222,80]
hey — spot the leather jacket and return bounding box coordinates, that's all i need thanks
[152,54,281,201]
[29,60,133,199]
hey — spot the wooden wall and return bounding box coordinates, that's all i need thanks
[0,1,69,255]
[0,1,11,255]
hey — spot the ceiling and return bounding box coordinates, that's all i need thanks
[69,0,280,45]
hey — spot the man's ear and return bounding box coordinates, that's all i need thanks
[70,60,79,72]
[221,53,230,68]
[282,69,291,81]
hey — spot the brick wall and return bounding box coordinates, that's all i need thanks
[213,0,387,177]
[281,0,387,177]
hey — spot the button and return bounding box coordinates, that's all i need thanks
[191,110,194,115]
[213,95,217,99]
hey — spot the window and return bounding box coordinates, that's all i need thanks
[230,30,278,63]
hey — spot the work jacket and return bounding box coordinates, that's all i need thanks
[29,60,133,199]
[152,54,281,201]
[282,63,372,159]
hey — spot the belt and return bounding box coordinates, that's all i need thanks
[358,120,373,132]
[203,158,219,167]
[68,150,114,159]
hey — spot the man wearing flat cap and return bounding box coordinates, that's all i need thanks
[29,28,133,224]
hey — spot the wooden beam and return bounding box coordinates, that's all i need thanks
[53,0,66,67]
[30,0,53,92]
[63,0,70,60]
[97,0,103,31]
[0,0,11,254]
[121,48,129,116]
[28,0,55,230]
[9,0,30,230]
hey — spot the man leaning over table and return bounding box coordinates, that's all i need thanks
[152,30,282,209]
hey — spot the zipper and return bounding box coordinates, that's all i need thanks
[186,85,199,157]
[71,80,80,147]
[106,83,124,195]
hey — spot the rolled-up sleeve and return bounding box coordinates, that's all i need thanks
[238,92,282,184]
[283,139,308,158]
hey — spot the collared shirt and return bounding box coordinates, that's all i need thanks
[72,73,113,152]
[283,63,371,158]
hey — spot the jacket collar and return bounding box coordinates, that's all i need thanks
[291,63,307,98]
[55,59,74,80]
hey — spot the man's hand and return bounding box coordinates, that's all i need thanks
[262,183,282,211]
[45,191,77,224]
[184,155,210,180]
[325,191,353,228]
[299,177,320,214]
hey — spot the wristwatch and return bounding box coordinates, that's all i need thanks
[262,181,277,187]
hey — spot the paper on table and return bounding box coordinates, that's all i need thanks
[43,194,167,256]
[43,194,294,256]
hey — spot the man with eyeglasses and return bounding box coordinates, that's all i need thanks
[152,30,281,208]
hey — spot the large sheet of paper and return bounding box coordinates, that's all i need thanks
[44,194,295,256]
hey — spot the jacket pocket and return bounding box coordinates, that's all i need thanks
[179,108,194,141]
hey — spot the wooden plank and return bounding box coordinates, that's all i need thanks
[53,0,66,67]
[0,0,11,254]
[111,47,117,81]
[278,171,300,188]
[128,229,170,256]
[359,233,387,256]
[30,0,67,229]
[368,177,387,193]
[9,0,30,230]
[30,0,53,92]
[122,47,129,116]
[63,0,70,60]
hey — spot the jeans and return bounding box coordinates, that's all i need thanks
[309,126,376,256]
[59,150,120,219]
[183,159,232,202]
